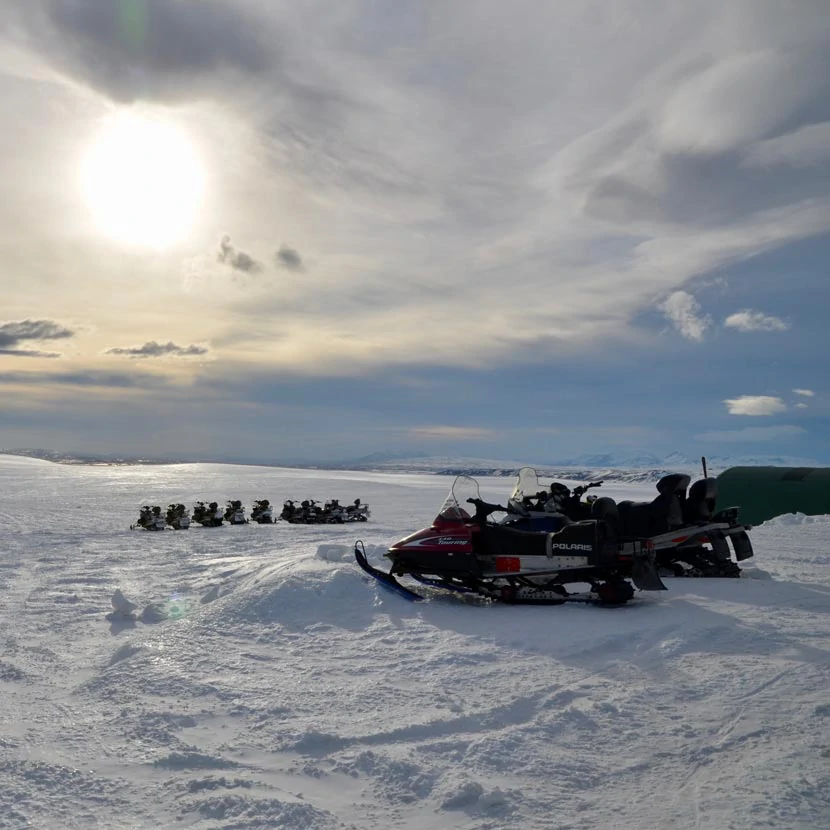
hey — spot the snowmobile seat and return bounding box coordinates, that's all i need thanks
[616,500,651,536]
[683,477,718,524]
[617,486,685,538]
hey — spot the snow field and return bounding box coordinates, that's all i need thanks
[0,455,828,829]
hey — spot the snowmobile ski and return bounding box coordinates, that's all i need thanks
[354,541,423,602]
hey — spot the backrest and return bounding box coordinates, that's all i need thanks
[646,474,689,532]
[684,477,718,523]
[616,499,652,537]
[656,473,691,497]
[591,497,620,534]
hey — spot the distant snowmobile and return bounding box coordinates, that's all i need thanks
[251,499,274,524]
[193,501,224,527]
[280,499,300,522]
[502,468,753,577]
[166,503,191,530]
[281,497,370,523]
[279,499,316,523]
[133,505,166,531]
[355,475,666,605]
[345,498,370,522]
[224,500,247,525]
[323,499,346,523]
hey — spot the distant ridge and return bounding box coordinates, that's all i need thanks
[0,448,179,466]
[1,447,822,479]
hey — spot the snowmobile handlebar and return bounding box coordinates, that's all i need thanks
[466,497,510,521]
[572,481,603,498]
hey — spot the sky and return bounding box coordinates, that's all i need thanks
[1,0,829,464]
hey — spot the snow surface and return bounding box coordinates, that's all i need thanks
[1,454,828,829]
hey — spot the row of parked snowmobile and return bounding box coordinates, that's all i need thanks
[355,467,755,607]
[281,498,370,524]
[132,497,371,530]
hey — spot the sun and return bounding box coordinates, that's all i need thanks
[80,110,205,249]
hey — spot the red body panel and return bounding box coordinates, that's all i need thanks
[389,521,475,554]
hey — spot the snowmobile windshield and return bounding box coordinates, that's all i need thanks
[508,467,542,511]
[435,475,480,524]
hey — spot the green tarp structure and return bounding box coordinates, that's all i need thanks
[716,466,830,527]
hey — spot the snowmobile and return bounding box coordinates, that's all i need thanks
[133,505,166,531]
[251,499,274,524]
[503,468,754,578]
[281,499,330,523]
[354,475,666,605]
[281,499,312,523]
[323,499,347,523]
[345,498,370,522]
[193,501,224,527]
[166,503,191,530]
[224,499,248,525]
[281,499,301,523]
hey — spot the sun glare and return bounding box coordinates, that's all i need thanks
[80,111,205,249]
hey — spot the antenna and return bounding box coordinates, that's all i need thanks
[701,456,708,478]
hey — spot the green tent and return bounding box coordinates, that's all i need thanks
[716,466,830,527]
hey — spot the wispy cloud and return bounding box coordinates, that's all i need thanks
[105,341,209,359]
[696,425,806,443]
[724,395,787,416]
[218,236,262,274]
[793,388,815,397]
[659,291,711,342]
[0,370,169,389]
[0,319,74,358]
[410,426,494,440]
[724,310,789,332]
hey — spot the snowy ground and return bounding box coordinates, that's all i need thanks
[1,454,828,829]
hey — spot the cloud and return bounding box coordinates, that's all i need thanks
[724,310,790,332]
[0,319,74,357]
[105,341,209,359]
[409,426,494,441]
[744,121,830,168]
[13,0,275,103]
[217,236,262,274]
[659,291,711,341]
[5,0,830,376]
[275,244,304,272]
[795,403,808,409]
[723,395,787,416]
[695,425,806,443]
[0,370,169,389]
[793,388,815,397]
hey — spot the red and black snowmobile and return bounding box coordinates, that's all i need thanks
[354,475,666,605]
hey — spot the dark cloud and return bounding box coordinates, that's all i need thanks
[0,370,169,388]
[105,340,209,358]
[0,349,62,359]
[0,319,74,357]
[218,235,262,273]
[16,0,276,103]
[275,244,304,272]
